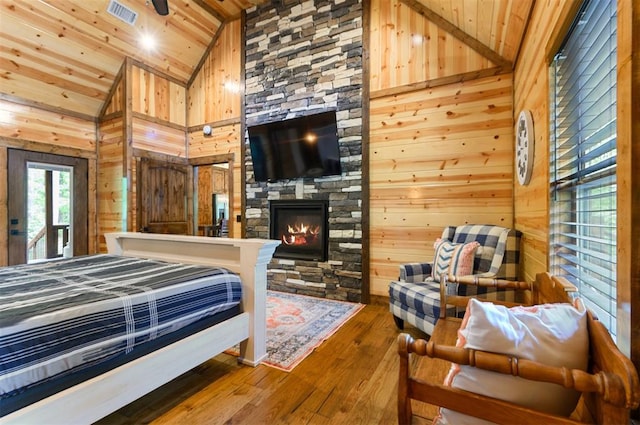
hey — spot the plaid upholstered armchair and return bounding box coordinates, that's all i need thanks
[388,224,522,336]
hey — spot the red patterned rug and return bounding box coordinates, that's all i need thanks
[227,290,364,372]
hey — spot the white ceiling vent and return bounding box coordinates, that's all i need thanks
[107,0,138,25]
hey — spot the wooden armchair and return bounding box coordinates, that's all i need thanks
[397,273,640,424]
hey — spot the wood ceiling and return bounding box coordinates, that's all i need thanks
[404,0,533,67]
[0,0,534,119]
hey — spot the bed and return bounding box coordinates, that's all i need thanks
[1,232,280,424]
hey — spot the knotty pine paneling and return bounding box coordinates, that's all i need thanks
[415,0,533,64]
[514,0,639,361]
[0,0,116,116]
[369,0,494,93]
[102,78,124,117]
[1,0,224,117]
[131,117,186,157]
[615,0,640,359]
[188,19,242,127]
[369,74,514,296]
[189,124,241,237]
[129,155,137,234]
[198,165,214,228]
[0,147,7,266]
[0,99,96,150]
[512,1,577,285]
[131,66,186,126]
[0,99,99,263]
[97,117,125,252]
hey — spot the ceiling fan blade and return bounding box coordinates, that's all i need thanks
[151,0,169,16]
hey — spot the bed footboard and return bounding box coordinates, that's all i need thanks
[106,232,280,366]
[1,233,279,425]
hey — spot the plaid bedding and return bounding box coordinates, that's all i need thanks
[0,255,241,400]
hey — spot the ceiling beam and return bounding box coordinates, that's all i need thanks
[400,0,513,71]
[193,0,226,25]
[188,22,227,89]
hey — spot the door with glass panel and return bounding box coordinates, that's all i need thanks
[7,149,88,265]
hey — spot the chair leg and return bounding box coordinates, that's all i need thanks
[393,314,404,330]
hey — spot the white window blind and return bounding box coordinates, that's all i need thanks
[549,0,617,337]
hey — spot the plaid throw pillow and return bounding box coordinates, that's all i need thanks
[432,239,480,282]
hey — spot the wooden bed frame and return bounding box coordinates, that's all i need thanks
[2,232,280,425]
[398,272,640,424]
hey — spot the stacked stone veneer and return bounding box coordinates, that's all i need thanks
[244,0,363,302]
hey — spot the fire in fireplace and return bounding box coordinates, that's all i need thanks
[270,200,329,261]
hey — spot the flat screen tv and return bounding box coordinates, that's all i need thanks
[248,111,342,182]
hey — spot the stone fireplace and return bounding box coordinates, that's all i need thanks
[270,200,329,262]
[244,0,363,302]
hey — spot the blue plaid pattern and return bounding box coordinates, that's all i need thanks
[389,225,522,336]
[399,263,432,282]
[389,281,457,336]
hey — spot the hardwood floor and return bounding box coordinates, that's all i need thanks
[96,297,430,425]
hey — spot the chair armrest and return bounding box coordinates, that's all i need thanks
[398,333,632,409]
[438,276,531,319]
[399,263,433,283]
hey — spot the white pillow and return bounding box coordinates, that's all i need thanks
[435,298,589,425]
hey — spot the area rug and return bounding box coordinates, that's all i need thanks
[228,290,364,372]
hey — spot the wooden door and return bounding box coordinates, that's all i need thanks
[138,158,191,235]
[7,149,88,265]
[197,165,214,228]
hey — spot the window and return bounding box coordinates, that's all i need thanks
[549,0,617,337]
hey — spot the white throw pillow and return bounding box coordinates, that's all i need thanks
[435,298,589,425]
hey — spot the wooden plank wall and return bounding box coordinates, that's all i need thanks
[368,0,514,296]
[188,124,242,237]
[131,66,186,126]
[512,1,575,285]
[188,19,242,238]
[97,63,188,250]
[0,146,6,265]
[616,0,640,366]
[369,0,494,91]
[0,99,98,265]
[188,19,242,126]
[97,117,124,252]
[513,0,639,360]
[131,118,186,157]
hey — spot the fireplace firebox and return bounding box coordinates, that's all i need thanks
[270,200,329,262]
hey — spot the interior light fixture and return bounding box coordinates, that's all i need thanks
[140,33,156,50]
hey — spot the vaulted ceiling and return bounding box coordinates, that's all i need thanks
[0,0,534,119]
[404,0,533,67]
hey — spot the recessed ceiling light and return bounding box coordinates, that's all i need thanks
[140,33,156,50]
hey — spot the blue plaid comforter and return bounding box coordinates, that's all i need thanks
[0,255,241,399]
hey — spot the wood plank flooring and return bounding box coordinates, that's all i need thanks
[96,297,431,425]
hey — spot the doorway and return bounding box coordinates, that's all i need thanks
[192,155,234,238]
[7,149,88,265]
[26,163,72,262]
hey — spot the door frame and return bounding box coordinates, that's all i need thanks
[7,149,88,265]
[190,153,235,238]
